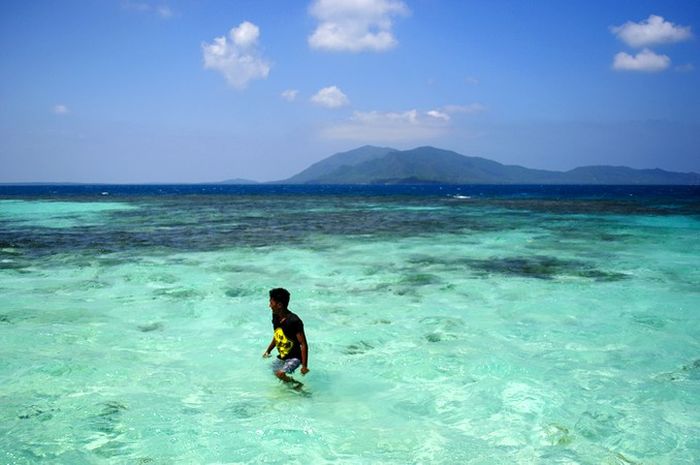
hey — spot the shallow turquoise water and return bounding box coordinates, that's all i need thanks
[1,187,699,464]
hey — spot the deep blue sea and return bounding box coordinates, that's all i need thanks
[1,184,699,464]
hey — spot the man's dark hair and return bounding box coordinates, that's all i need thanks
[269,288,290,307]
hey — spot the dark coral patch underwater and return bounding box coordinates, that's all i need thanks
[464,255,628,281]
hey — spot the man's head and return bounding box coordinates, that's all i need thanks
[269,288,290,312]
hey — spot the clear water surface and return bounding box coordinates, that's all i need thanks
[1,185,699,464]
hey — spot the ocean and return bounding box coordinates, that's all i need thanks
[1,184,699,464]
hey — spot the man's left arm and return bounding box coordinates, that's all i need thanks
[296,330,309,375]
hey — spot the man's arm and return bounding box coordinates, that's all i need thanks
[263,337,276,358]
[296,330,309,375]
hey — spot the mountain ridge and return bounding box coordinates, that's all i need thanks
[277,145,700,185]
[283,145,397,184]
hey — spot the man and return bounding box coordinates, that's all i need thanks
[262,288,309,386]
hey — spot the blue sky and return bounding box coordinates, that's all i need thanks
[1,0,698,183]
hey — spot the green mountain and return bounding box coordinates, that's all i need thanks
[558,166,700,185]
[284,145,396,184]
[280,146,700,185]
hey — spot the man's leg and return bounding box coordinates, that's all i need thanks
[274,358,302,387]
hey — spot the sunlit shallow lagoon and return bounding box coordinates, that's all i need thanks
[1,185,699,464]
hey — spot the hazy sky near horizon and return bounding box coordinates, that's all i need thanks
[1,0,699,183]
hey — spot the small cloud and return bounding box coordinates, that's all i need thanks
[281,89,299,102]
[156,5,173,18]
[321,109,448,142]
[202,21,271,89]
[426,110,450,121]
[308,0,409,52]
[311,86,349,108]
[611,15,693,48]
[613,48,671,72]
[53,104,69,115]
[675,63,695,72]
[231,21,260,47]
[465,76,480,85]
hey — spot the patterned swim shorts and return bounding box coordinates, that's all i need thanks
[271,357,301,374]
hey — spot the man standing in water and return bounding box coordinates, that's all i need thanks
[262,288,309,387]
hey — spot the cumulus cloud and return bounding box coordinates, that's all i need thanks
[611,15,693,47]
[202,21,271,89]
[230,21,259,47]
[321,109,449,142]
[53,104,69,115]
[311,86,350,108]
[281,89,300,102]
[308,0,409,52]
[613,49,671,72]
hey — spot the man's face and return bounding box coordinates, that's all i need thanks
[269,298,283,313]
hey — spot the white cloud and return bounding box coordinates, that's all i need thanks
[156,6,173,19]
[311,86,350,108]
[422,104,487,121]
[611,15,693,48]
[53,104,69,115]
[320,103,487,141]
[308,0,409,52]
[231,21,259,47]
[426,110,450,121]
[613,49,671,72]
[321,109,449,142]
[202,21,271,89]
[281,89,300,102]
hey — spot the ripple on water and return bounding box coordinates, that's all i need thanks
[17,404,59,422]
[343,340,375,356]
[629,312,668,330]
[152,287,203,300]
[222,399,266,420]
[420,316,465,343]
[574,406,626,443]
[137,322,165,332]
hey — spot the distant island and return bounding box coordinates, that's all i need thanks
[272,145,700,185]
[216,178,260,185]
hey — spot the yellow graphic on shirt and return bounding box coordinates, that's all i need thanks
[274,327,294,358]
